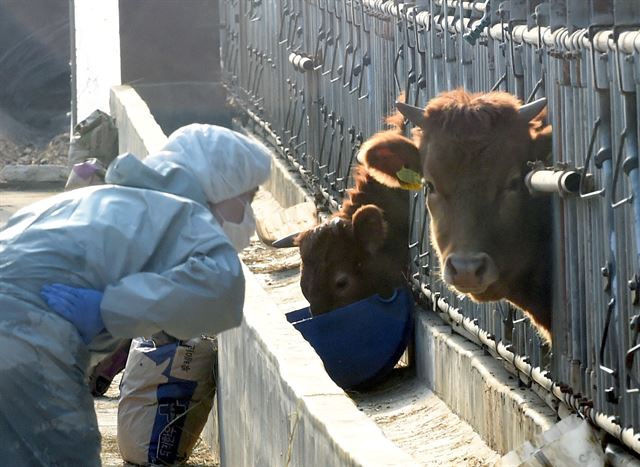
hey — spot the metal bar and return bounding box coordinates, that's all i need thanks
[413,278,640,456]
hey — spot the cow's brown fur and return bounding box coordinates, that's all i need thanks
[294,115,420,316]
[402,89,553,342]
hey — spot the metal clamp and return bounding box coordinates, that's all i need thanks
[464,0,491,45]
[288,52,314,72]
[525,165,582,197]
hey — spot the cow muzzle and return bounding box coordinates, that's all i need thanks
[443,253,499,294]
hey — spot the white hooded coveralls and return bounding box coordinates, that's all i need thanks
[0,124,271,466]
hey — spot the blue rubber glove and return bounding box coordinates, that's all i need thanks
[41,284,106,345]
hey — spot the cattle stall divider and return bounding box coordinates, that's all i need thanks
[220,0,640,458]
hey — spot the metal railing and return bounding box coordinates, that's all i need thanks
[220,0,640,457]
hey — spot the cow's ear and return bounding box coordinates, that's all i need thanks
[357,133,422,190]
[521,98,552,164]
[352,205,387,255]
[530,123,553,164]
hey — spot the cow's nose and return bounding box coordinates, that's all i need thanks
[443,253,498,292]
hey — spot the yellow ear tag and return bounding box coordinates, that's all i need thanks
[396,167,424,191]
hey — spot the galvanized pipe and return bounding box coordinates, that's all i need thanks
[362,1,640,55]
[605,442,640,466]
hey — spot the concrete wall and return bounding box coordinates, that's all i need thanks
[134,82,230,137]
[415,313,556,454]
[110,85,167,158]
[73,1,227,136]
[118,0,228,136]
[0,0,70,131]
[214,277,557,463]
[118,0,220,86]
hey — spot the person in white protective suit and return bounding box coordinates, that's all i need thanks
[0,124,271,466]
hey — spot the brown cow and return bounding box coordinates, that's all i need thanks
[395,89,553,342]
[275,114,421,315]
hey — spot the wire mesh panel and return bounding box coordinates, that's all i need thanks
[220,0,640,456]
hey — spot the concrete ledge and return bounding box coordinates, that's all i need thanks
[0,164,68,188]
[261,149,314,209]
[216,265,420,467]
[415,310,557,454]
[109,85,167,158]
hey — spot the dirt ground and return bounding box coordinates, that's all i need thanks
[0,132,69,170]
[0,106,70,171]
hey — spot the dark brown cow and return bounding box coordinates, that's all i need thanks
[276,115,421,316]
[394,89,553,341]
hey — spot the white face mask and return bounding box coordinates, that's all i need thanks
[219,203,256,252]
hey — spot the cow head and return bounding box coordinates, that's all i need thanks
[275,125,420,316]
[294,205,404,315]
[397,90,553,336]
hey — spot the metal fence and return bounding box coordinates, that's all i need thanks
[220,0,640,456]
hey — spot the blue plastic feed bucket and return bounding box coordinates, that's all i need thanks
[286,287,414,390]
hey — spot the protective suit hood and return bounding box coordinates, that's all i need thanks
[105,124,272,206]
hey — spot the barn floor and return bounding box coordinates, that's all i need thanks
[351,369,499,466]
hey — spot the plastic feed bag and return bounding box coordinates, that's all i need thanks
[117,337,217,465]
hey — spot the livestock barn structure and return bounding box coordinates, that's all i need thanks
[218,0,640,461]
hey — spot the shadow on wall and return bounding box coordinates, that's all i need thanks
[134,82,231,135]
[118,0,229,135]
[0,0,70,139]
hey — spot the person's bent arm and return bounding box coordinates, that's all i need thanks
[100,243,245,339]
